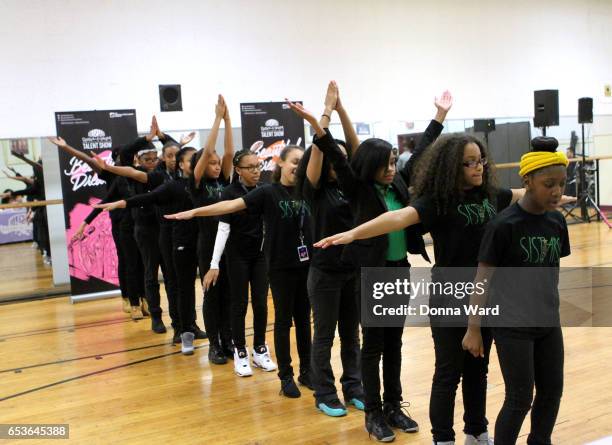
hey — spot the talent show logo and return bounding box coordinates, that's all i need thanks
[260,119,285,138]
[81,129,113,150]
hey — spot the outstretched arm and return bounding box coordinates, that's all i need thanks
[165,197,246,220]
[194,95,226,186]
[314,206,421,248]
[91,154,147,183]
[49,137,103,175]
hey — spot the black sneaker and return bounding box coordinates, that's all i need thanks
[191,325,208,340]
[365,410,396,442]
[383,402,419,433]
[151,316,167,334]
[208,343,228,365]
[279,377,301,398]
[297,372,314,390]
[223,347,234,359]
[172,330,181,345]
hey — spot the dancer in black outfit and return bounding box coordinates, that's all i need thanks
[293,90,451,441]
[463,137,570,445]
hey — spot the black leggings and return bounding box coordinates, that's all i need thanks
[173,243,197,334]
[159,224,179,329]
[493,327,564,445]
[226,252,269,350]
[199,252,231,348]
[268,267,311,380]
[119,219,145,306]
[430,325,492,442]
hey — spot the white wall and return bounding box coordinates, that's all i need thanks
[2,0,612,138]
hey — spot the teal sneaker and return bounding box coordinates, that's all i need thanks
[316,399,348,417]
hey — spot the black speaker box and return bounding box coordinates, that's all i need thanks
[474,119,496,133]
[533,90,559,127]
[159,84,182,112]
[578,97,593,124]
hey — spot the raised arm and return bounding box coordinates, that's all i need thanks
[306,82,338,188]
[221,100,235,181]
[165,197,246,220]
[91,154,147,183]
[3,169,33,185]
[10,151,42,172]
[119,116,158,163]
[334,82,360,156]
[194,95,226,185]
[314,206,421,248]
[401,91,453,184]
[48,137,103,175]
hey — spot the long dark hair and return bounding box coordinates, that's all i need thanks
[350,138,394,183]
[294,139,348,200]
[411,133,497,215]
[272,145,303,183]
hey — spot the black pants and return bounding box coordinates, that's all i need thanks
[430,325,492,442]
[307,266,362,403]
[111,220,128,298]
[119,219,145,306]
[269,267,311,380]
[173,243,197,334]
[134,224,164,317]
[493,327,564,445]
[199,251,231,348]
[159,224,180,329]
[361,258,409,413]
[226,252,269,350]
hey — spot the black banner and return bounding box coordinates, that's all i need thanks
[55,110,137,297]
[240,102,305,182]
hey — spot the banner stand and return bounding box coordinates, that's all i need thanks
[70,289,121,304]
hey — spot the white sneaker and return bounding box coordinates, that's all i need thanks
[181,332,195,355]
[234,348,253,377]
[252,344,277,372]
[465,432,493,445]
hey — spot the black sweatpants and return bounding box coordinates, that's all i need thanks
[159,224,180,330]
[119,219,145,306]
[493,327,564,445]
[198,251,231,348]
[429,325,493,442]
[226,252,269,350]
[111,220,128,298]
[268,267,311,380]
[307,266,363,404]
[173,243,198,334]
[134,224,164,317]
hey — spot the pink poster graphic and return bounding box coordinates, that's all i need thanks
[66,197,119,286]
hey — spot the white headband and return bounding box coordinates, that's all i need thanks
[137,148,157,157]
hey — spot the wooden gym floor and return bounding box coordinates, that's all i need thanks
[0,223,611,444]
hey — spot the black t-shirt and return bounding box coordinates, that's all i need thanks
[302,178,353,272]
[478,203,571,327]
[243,183,313,270]
[126,177,197,248]
[152,169,177,227]
[191,176,228,265]
[411,187,513,282]
[220,182,264,259]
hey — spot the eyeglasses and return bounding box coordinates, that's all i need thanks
[237,163,262,173]
[462,158,488,168]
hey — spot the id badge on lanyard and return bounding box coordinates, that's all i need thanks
[296,206,309,262]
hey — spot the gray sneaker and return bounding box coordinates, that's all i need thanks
[181,332,195,355]
[465,432,493,445]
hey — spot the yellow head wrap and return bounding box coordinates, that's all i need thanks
[518,151,569,177]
